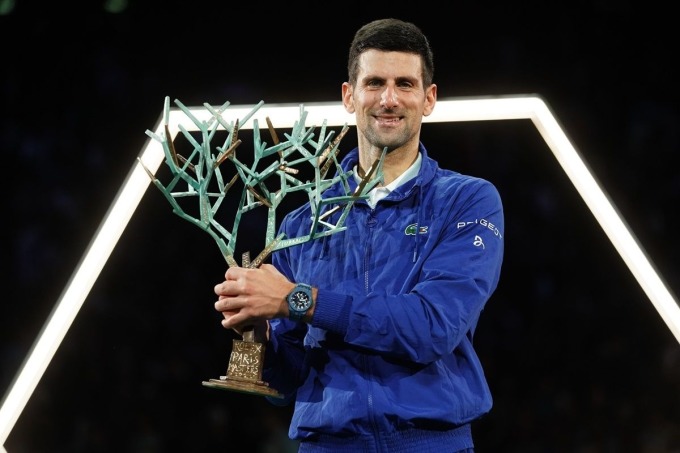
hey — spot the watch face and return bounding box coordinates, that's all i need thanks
[291,291,311,310]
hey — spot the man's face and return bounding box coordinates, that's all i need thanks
[342,49,436,153]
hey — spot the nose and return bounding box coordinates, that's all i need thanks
[380,86,398,109]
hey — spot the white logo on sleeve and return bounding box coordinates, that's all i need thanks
[457,218,503,239]
[473,235,485,249]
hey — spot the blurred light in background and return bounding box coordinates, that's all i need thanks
[103,0,128,13]
[0,0,15,15]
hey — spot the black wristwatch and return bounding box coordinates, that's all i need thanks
[287,283,314,321]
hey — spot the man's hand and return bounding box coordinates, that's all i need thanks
[214,264,294,333]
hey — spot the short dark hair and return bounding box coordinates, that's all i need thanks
[347,18,435,88]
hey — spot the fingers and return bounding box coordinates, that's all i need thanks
[225,265,246,281]
[216,266,280,297]
[214,291,253,331]
[221,314,240,330]
[213,266,290,330]
[218,308,261,333]
[214,282,226,298]
[214,278,241,297]
[216,299,243,329]
[214,294,246,312]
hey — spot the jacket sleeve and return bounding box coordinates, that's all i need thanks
[261,237,308,401]
[312,178,505,365]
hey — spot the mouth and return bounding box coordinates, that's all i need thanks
[373,115,403,126]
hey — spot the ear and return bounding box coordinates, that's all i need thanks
[422,84,437,117]
[342,82,355,113]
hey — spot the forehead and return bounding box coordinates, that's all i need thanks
[357,49,423,80]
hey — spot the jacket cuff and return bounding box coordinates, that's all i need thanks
[312,289,352,334]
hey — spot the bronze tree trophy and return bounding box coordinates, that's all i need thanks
[141,97,384,398]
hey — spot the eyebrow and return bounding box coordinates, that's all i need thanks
[361,75,420,85]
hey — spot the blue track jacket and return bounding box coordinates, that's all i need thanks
[264,144,504,452]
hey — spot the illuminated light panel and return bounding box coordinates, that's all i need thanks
[1,95,678,448]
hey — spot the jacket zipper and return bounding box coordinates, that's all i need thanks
[364,208,382,446]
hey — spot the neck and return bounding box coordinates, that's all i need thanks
[359,145,419,186]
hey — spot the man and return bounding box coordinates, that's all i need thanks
[214,18,504,452]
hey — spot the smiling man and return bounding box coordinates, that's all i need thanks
[213,18,505,452]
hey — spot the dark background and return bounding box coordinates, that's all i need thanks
[2,2,679,452]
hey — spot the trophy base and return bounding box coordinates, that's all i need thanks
[202,377,284,399]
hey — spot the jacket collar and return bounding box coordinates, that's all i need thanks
[336,143,437,197]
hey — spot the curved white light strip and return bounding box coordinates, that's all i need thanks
[1,95,678,448]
